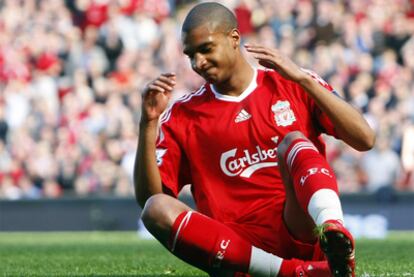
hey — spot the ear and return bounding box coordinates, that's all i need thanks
[229,28,241,49]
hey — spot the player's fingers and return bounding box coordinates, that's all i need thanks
[160,73,177,86]
[254,50,286,66]
[147,84,166,93]
[158,75,176,86]
[244,43,266,50]
[245,47,271,56]
[153,79,174,91]
[251,53,277,64]
[257,60,290,79]
[244,44,276,56]
[144,74,176,95]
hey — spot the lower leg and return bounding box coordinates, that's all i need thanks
[141,194,321,277]
[278,132,344,229]
[278,132,355,277]
[170,210,327,277]
[169,209,289,276]
[141,194,253,274]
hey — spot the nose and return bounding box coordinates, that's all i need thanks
[191,53,206,71]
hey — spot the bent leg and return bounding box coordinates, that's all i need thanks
[141,194,252,274]
[277,131,344,243]
[277,132,318,243]
[141,194,324,277]
[278,132,355,276]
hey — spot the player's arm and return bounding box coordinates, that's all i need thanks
[245,44,375,151]
[296,73,374,151]
[134,73,176,208]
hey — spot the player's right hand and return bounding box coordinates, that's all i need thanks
[141,73,176,123]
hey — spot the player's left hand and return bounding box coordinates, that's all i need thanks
[244,44,307,83]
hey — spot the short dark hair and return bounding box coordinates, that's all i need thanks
[182,2,238,34]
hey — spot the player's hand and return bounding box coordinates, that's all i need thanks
[244,44,308,83]
[141,73,176,123]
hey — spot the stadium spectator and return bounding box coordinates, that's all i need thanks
[135,2,375,277]
[359,134,401,194]
[0,106,8,142]
[401,125,414,190]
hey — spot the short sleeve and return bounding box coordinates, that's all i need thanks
[156,108,192,197]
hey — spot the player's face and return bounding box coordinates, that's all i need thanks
[182,23,239,84]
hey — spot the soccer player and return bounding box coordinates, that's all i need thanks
[134,2,375,277]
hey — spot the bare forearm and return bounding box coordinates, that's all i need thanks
[134,120,163,207]
[299,75,375,151]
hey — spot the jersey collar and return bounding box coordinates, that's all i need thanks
[209,68,258,102]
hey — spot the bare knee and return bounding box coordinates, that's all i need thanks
[277,131,308,188]
[141,194,191,244]
[141,194,190,228]
[277,131,307,159]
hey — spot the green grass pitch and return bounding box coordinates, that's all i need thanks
[0,231,413,276]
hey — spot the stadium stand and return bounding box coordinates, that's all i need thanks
[0,0,414,200]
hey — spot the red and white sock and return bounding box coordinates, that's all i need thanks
[284,139,344,225]
[248,247,282,276]
[169,211,251,273]
[169,211,299,277]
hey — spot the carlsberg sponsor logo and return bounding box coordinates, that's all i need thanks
[220,145,278,177]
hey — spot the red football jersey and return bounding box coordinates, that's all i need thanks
[156,68,338,249]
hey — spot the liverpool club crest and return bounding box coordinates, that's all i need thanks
[271,100,296,127]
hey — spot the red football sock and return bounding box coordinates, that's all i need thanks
[279,258,302,276]
[168,211,252,274]
[284,139,339,212]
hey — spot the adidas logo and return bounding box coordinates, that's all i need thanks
[235,109,251,123]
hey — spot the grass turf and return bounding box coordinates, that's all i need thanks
[0,231,413,276]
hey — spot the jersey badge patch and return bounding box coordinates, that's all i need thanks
[271,100,296,127]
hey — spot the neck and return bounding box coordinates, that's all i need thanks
[213,58,254,96]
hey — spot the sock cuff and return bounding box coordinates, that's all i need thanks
[307,189,344,225]
[248,246,282,277]
[169,211,193,252]
[284,139,319,172]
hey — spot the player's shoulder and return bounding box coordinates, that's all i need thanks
[159,84,208,124]
[176,84,209,106]
[257,68,299,93]
[169,84,209,111]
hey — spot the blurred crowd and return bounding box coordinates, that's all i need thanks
[0,0,414,200]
